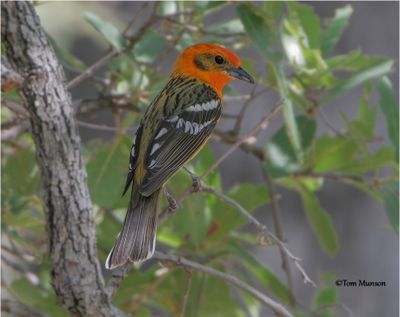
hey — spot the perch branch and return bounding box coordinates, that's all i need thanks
[153,251,294,317]
[158,103,282,222]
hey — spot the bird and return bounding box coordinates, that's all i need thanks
[105,43,254,269]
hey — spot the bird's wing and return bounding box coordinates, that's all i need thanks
[140,91,221,196]
[122,123,144,196]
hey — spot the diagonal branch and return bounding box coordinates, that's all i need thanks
[158,103,282,222]
[67,2,160,89]
[203,185,317,288]
[1,299,48,317]
[152,251,294,317]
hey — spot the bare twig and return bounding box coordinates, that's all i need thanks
[153,251,294,317]
[262,167,296,306]
[159,103,282,222]
[180,269,193,317]
[232,85,268,136]
[202,103,282,179]
[1,299,48,317]
[313,302,354,317]
[194,272,205,317]
[67,2,160,89]
[212,129,266,161]
[177,168,316,289]
[200,185,266,231]
[1,56,23,91]
[77,120,134,133]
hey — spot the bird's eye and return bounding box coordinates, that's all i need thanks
[215,55,224,64]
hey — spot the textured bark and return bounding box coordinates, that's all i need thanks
[1,2,126,316]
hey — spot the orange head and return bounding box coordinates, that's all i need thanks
[172,43,254,98]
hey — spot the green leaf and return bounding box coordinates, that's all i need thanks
[82,11,124,50]
[229,243,291,303]
[209,184,269,242]
[378,77,399,162]
[96,211,121,256]
[299,187,339,256]
[313,134,356,173]
[327,51,386,72]
[345,85,376,139]
[132,30,166,64]
[113,266,159,307]
[313,286,338,317]
[2,148,39,196]
[236,3,281,62]
[321,5,353,54]
[338,147,394,174]
[194,1,228,17]
[381,182,399,234]
[280,178,339,256]
[264,115,316,177]
[322,59,394,105]
[179,270,244,317]
[313,131,394,174]
[273,64,303,160]
[87,138,131,209]
[204,19,244,35]
[287,2,321,49]
[10,278,68,317]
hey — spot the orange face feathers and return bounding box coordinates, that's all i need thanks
[172,43,253,97]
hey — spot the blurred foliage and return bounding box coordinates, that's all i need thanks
[2,1,398,317]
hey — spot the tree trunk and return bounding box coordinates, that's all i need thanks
[1,2,127,316]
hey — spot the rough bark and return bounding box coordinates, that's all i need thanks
[1,2,126,316]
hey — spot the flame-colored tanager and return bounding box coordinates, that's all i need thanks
[106,43,254,269]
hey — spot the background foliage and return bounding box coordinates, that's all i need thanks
[2,1,398,317]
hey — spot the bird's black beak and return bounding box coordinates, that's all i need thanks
[228,66,255,84]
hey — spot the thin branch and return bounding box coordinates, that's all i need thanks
[179,269,193,317]
[1,299,48,317]
[194,273,205,317]
[76,120,134,133]
[212,129,266,161]
[293,171,386,189]
[202,103,282,179]
[158,103,282,222]
[200,185,266,231]
[1,56,23,91]
[262,167,296,306]
[67,2,160,89]
[232,85,268,136]
[208,187,316,287]
[152,251,294,317]
[319,105,383,144]
[313,302,354,317]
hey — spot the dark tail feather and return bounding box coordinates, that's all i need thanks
[105,187,161,269]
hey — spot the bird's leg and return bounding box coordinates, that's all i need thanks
[164,187,179,212]
[183,166,202,192]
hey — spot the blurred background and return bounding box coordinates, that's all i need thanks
[2,1,398,316]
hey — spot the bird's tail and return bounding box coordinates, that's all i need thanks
[105,187,161,269]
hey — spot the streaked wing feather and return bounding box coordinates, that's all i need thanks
[140,100,221,196]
